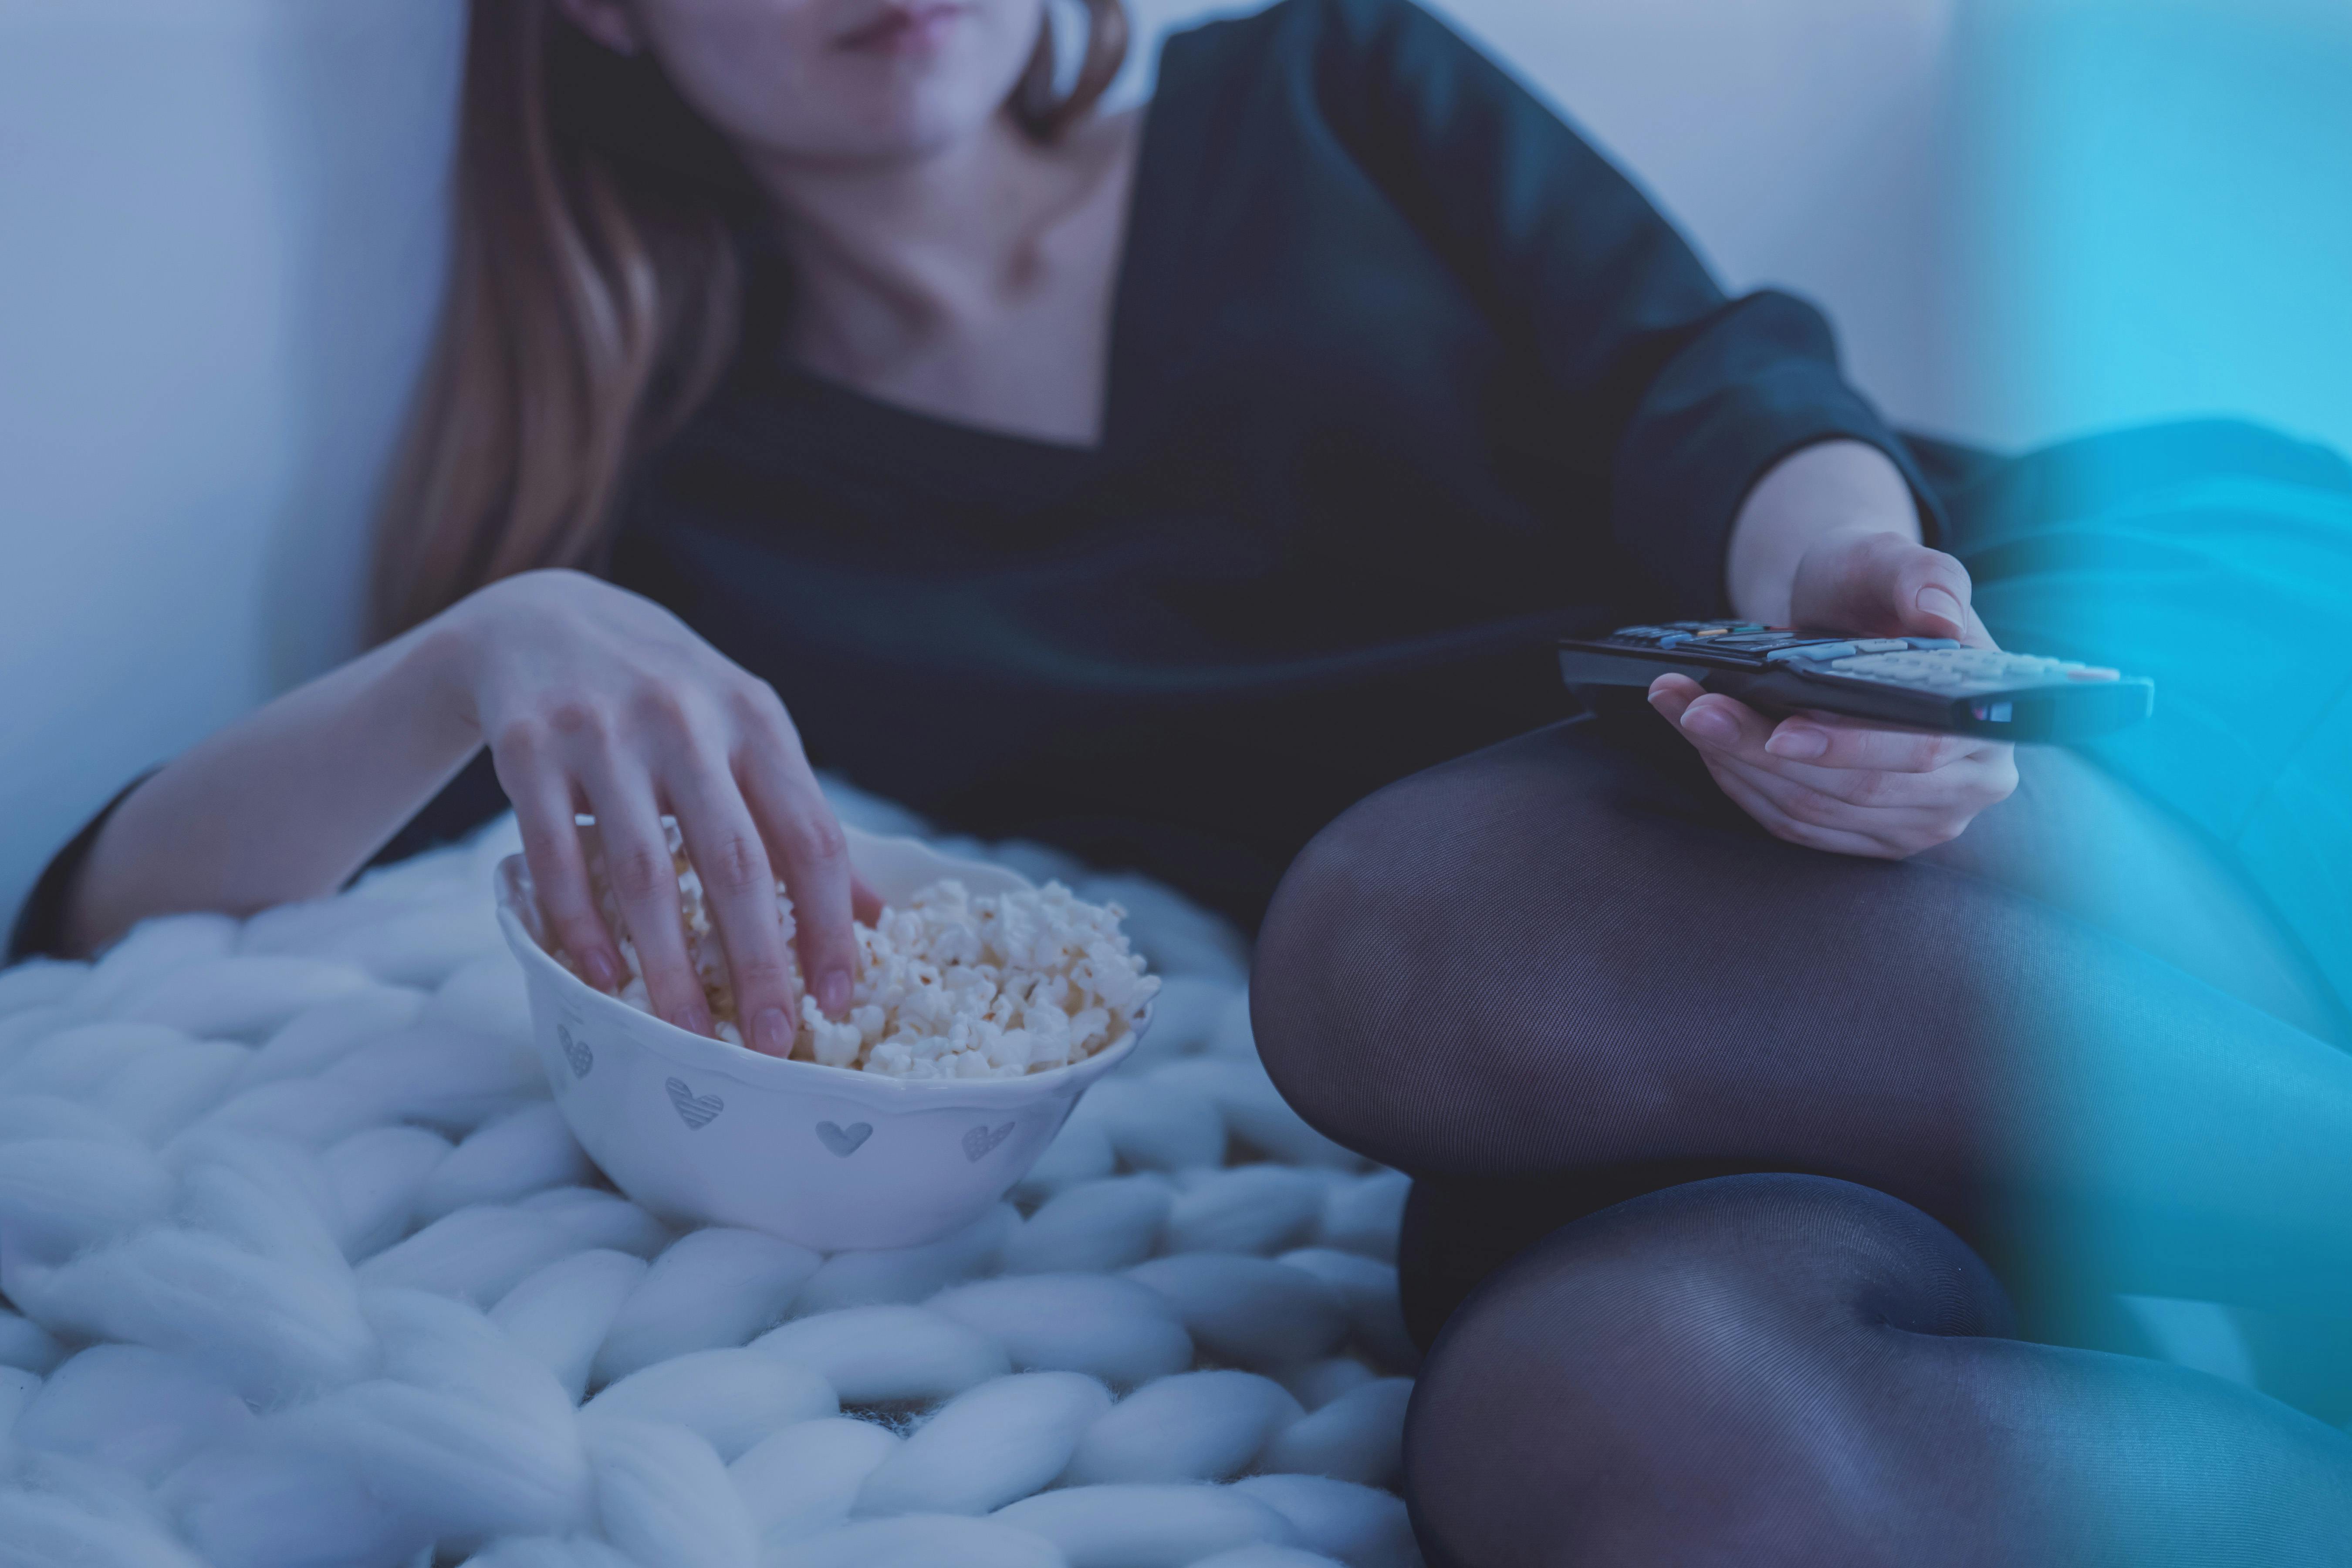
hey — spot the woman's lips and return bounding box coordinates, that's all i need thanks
[835,2,968,54]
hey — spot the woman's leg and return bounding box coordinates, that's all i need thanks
[1250,709,2352,1322]
[1405,1173,2352,1568]
[1249,707,2352,1553]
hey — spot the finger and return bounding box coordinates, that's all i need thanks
[737,728,859,1022]
[1688,696,2016,816]
[1699,754,1908,860]
[851,876,886,925]
[1761,713,1990,775]
[1712,751,1982,855]
[1656,682,2004,823]
[1646,672,1704,717]
[1664,686,2003,814]
[1706,755,1921,858]
[1797,535,1999,650]
[1883,545,2001,650]
[665,757,803,1058]
[1758,749,2015,811]
[1647,673,1745,740]
[1658,687,1778,756]
[493,736,623,992]
[581,769,710,1036]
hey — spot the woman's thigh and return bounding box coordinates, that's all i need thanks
[1405,1173,2352,1568]
[1249,701,2352,1332]
[1251,696,2332,1169]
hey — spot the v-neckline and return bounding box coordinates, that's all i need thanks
[755,39,1199,463]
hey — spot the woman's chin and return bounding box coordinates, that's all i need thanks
[778,90,1022,168]
[809,28,1036,153]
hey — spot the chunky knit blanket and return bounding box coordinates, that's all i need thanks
[0,785,1419,1568]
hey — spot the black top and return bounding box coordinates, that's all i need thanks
[11,0,1939,956]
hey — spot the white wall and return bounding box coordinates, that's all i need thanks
[0,0,465,936]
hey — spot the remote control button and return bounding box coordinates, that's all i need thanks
[2066,666,2122,681]
[1656,633,1695,646]
[1612,627,1670,639]
[1903,638,1960,650]
[1767,642,1856,663]
[1832,652,1950,677]
[1850,639,1910,653]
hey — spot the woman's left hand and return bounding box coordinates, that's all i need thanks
[1648,529,2019,858]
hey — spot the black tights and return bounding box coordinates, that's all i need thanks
[1250,706,2352,1565]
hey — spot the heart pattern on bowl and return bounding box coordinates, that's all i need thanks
[816,1120,874,1157]
[558,1024,593,1079]
[963,1121,1017,1162]
[664,1077,723,1131]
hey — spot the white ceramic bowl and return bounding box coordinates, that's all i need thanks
[494,827,1144,1251]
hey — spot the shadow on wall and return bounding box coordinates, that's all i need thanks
[0,0,463,938]
[257,3,466,694]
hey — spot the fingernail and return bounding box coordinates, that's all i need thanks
[669,1002,711,1036]
[819,968,851,1018]
[1682,706,1734,741]
[753,1006,793,1057]
[583,951,619,992]
[1767,725,1829,760]
[1916,585,1965,625]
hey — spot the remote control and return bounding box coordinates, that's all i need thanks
[1558,622,2153,741]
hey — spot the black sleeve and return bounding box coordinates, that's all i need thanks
[7,772,156,963]
[1301,0,1946,613]
[5,750,511,964]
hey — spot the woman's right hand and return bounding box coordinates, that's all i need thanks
[440,569,865,1056]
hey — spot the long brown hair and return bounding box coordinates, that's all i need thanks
[371,0,1130,640]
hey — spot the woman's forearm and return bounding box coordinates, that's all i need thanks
[61,612,487,957]
[1724,440,1921,626]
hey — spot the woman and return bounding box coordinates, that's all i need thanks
[14,0,2352,1558]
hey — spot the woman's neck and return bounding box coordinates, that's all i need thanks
[741,108,1140,446]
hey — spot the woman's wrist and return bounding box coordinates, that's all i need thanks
[1725,440,1921,626]
[410,588,499,745]
[60,598,504,956]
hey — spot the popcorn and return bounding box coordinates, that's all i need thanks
[563,823,1159,1079]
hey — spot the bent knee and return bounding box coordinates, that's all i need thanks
[1249,746,1530,1166]
[1405,1176,2017,1567]
[1248,721,1664,1171]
